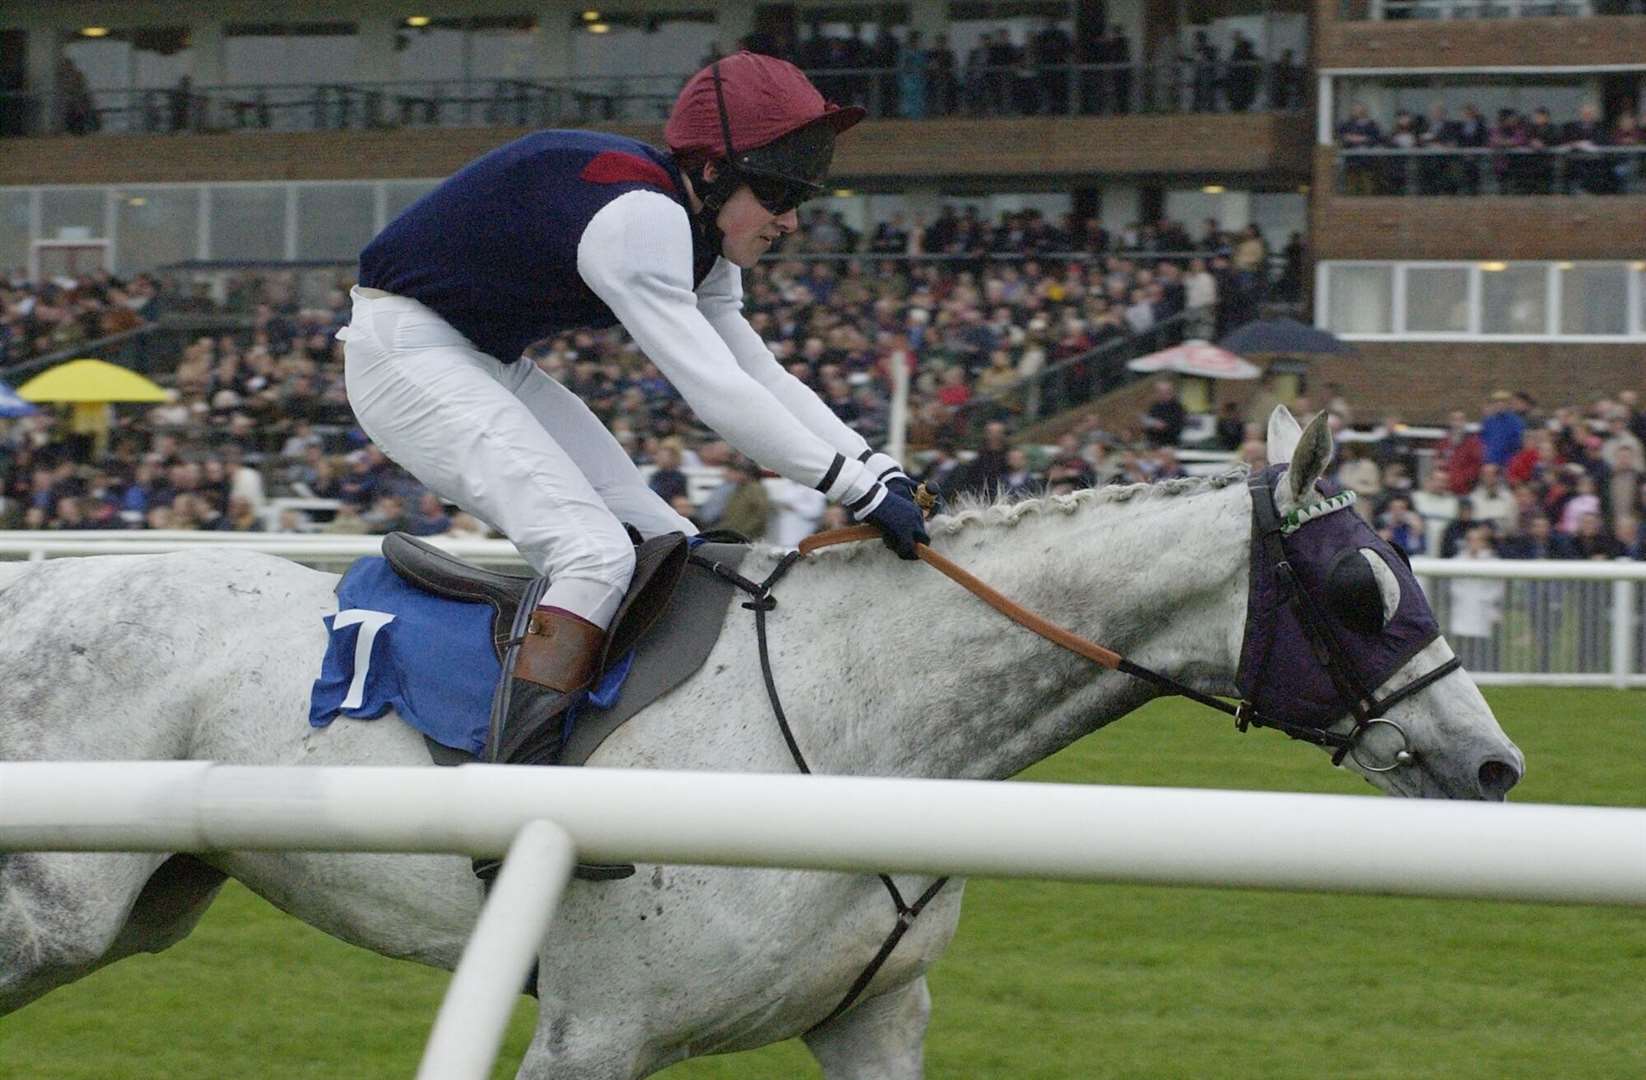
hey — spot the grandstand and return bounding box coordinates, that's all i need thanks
[0,2,1641,552]
[1,3,1644,1077]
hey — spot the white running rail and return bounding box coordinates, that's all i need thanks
[2,763,1644,1077]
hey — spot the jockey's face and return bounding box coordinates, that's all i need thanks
[701,160,800,269]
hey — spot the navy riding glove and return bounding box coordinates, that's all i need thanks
[863,491,930,560]
[884,473,919,503]
[860,450,917,503]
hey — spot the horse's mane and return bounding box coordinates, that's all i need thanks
[796,465,1251,562]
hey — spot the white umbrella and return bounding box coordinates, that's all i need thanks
[1126,340,1263,380]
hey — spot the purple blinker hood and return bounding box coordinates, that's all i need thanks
[1235,464,1441,730]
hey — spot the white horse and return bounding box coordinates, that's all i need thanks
[0,409,1522,1078]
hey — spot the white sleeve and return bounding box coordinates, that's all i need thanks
[695,259,873,455]
[696,258,911,491]
[577,190,885,515]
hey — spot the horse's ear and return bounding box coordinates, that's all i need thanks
[1286,411,1335,503]
[1266,405,1302,465]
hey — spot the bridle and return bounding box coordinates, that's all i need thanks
[798,471,1463,773]
[701,470,1465,1028]
[1238,469,1463,770]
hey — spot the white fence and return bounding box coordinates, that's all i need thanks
[2,763,1644,1077]
[2,533,1642,687]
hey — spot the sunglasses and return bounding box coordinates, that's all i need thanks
[738,168,825,216]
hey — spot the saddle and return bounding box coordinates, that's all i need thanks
[379,531,748,880]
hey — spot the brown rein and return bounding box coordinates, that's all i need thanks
[796,525,1123,671]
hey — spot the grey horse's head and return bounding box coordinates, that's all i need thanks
[1249,407,1524,800]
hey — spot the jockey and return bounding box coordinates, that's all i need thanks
[339,51,928,752]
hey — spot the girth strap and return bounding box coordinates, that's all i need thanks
[688,548,949,1031]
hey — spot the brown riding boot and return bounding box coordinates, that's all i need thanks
[493,607,605,768]
[517,607,605,696]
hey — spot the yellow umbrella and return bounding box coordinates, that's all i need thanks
[17,358,170,455]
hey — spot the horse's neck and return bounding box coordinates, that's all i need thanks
[773,478,1252,781]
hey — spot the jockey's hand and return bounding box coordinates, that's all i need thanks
[862,492,929,560]
[863,451,917,503]
[885,473,919,503]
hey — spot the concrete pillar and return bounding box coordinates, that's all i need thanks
[536,2,575,80]
[717,0,755,52]
[1100,183,1141,237]
[355,17,397,83]
[25,27,59,131]
[908,0,947,38]
[191,23,223,87]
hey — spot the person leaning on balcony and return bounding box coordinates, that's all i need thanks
[1455,103,1490,195]
[1336,102,1383,195]
[1523,107,1561,194]
[1611,112,1644,193]
[1418,102,1463,195]
[1563,103,1617,195]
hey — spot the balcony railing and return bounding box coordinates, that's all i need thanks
[1334,145,1646,195]
[0,60,1311,140]
[1342,0,1644,18]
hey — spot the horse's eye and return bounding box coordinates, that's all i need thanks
[1326,548,1399,634]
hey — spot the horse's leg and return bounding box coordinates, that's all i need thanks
[802,977,932,1080]
[0,851,171,1014]
[514,999,650,1080]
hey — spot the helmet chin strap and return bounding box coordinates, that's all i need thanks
[684,164,739,260]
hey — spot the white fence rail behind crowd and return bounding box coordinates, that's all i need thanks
[1,535,1641,687]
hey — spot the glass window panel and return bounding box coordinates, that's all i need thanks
[63,38,131,90]
[384,180,438,224]
[471,16,539,80]
[114,187,199,274]
[129,27,193,89]
[223,30,288,86]
[289,25,357,88]
[0,189,32,275]
[210,185,286,261]
[1326,264,1392,334]
[1404,266,1469,332]
[40,188,106,240]
[296,185,374,262]
[1480,263,1548,335]
[1559,263,1628,336]
[396,23,466,81]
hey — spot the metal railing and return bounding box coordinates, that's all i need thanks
[1413,557,1646,688]
[1,59,1311,139]
[1334,145,1646,196]
[0,533,1639,687]
[1345,0,1645,18]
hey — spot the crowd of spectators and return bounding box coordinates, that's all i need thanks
[0,215,1285,546]
[728,24,1308,120]
[0,269,160,367]
[1332,388,1646,563]
[1336,99,1646,195]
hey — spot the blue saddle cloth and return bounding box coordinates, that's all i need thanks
[308,557,632,756]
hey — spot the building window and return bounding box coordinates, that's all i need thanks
[1558,262,1629,336]
[1403,265,1470,333]
[115,187,200,273]
[1327,263,1393,333]
[1322,259,1645,340]
[1480,262,1547,335]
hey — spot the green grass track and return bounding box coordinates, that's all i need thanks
[2,689,1642,1079]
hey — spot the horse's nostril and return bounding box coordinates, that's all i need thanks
[1477,759,1521,800]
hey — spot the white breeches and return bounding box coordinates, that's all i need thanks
[340,286,696,628]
